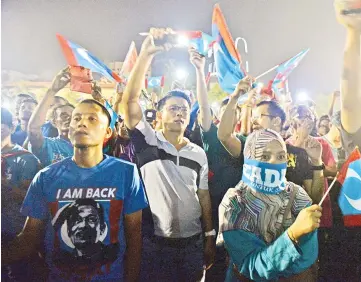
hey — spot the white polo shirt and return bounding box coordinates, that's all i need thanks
[130,118,209,238]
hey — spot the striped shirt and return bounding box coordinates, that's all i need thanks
[130,118,209,238]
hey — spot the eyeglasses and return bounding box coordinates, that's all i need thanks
[165,105,189,114]
[251,114,277,121]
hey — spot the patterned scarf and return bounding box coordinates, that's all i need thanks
[218,129,311,244]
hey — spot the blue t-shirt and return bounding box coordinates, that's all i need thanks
[42,121,59,138]
[1,145,40,241]
[11,128,28,146]
[30,137,73,167]
[21,155,148,281]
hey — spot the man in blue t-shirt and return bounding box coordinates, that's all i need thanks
[1,107,41,281]
[11,98,38,147]
[28,69,74,167]
[3,99,148,282]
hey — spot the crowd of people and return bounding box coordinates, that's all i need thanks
[1,2,361,282]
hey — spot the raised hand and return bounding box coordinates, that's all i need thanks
[230,76,254,101]
[50,67,70,93]
[189,47,206,71]
[140,27,174,57]
[334,0,361,30]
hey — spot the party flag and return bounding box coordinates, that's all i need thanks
[337,147,361,227]
[120,41,138,78]
[56,34,122,83]
[272,49,310,85]
[212,4,247,93]
[145,76,165,88]
[178,31,215,56]
[187,101,200,131]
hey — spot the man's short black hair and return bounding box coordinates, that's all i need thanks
[1,107,14,128]
[318,114,330,127]
[20,98,38,107]
[16,93,34,100]
[157,89,191,111]
[257,100,286,127]
[79,99,112,127]
[51,103,75,123]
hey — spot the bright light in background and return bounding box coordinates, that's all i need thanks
[2,101,12,110]
[177,35,189,46]
[176,69,188,80]
[297,91,309,102]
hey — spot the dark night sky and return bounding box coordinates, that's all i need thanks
[1,0,346,99]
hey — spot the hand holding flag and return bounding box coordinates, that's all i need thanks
[140,28,174,57]
[57,34,122,83]
[49,67,71,94]
[212,4,247,93]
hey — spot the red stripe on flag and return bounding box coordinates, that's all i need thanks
[56,34,78,66]
[109,199,124,244]
[160,76,165,87]
[343,214,361,227]
[111,71,123,83]
[49,201,60,250]
[212,4,241,63]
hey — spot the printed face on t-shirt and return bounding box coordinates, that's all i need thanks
[68,205,102,252]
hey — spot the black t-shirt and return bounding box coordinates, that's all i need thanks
[286,144,313,186]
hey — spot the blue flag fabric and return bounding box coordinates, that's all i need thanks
[104,100,118,130]
[273,49,310,85]
[338,158,361,216]
[187,101,199,131]
[57,34,122,83]
[212,4,246,94]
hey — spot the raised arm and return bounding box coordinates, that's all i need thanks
[218,77,253,157]
[189,48,212,131]
[123,28,172,130]
[335,1,361,133]
[328,91,340,117]
[28,68,70,151]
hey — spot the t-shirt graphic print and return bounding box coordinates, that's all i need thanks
[21,156,148,282]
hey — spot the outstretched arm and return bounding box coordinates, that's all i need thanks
[123,28,173,130]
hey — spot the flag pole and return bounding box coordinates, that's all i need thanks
[319,173,339,206]
[255,64,280,80]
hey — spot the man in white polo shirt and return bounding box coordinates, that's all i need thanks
[123,28,215,281]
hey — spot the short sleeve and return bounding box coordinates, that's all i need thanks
[129,117,158,155]
[29,137,52,167]
[123,164,148,214]
[18,154,41,184]
[21,171,49,220]
[198,156,209,190]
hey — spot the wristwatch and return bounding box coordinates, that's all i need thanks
[311,163,325,171]
[205,229,216,237]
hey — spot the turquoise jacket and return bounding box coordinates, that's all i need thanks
[223,229,318,281]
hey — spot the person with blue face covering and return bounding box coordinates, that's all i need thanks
[218,129,322,281]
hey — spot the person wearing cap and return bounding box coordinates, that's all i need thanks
[335,0,361,156]
[1,107,41,281]
[28,69,74,167]
[3,99,148,282]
